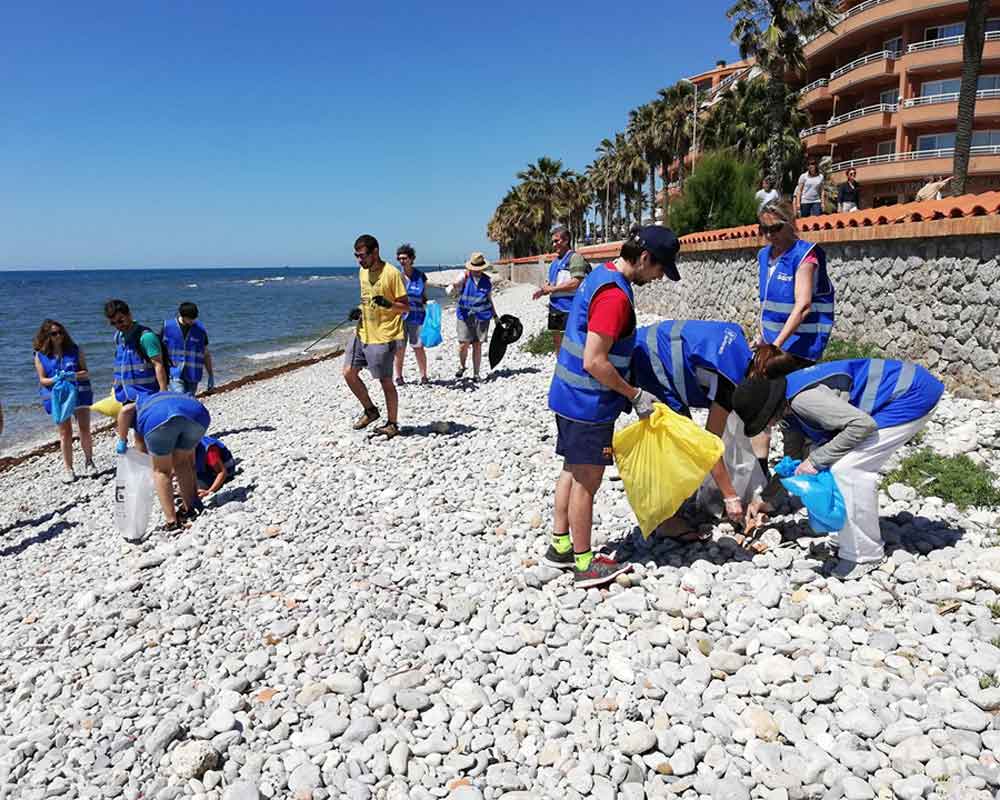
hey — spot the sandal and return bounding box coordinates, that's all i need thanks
[353,407,381,430]
[373,421,400,439]
[156,519,187,535]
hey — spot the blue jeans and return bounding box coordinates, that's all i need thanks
[143,416,207,456]
[799,202,823,218]
[169,377,199,395]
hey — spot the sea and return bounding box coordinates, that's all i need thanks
[0,266,448,450]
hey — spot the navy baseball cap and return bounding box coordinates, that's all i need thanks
[637,226,681,281]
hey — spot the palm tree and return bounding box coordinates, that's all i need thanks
[954,0,990,195]
[516,157,571,239]
[595,138,620,241]
[657,82,695,198]
[628,102,665,223]
[615,136,648,228]
[727,0,838,184]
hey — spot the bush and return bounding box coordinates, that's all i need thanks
[884,448,1000,510]
[821,338,884,361]
[522,329,557,355]
[668,152,759,237]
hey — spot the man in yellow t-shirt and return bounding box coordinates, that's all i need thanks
[343,234,409,438]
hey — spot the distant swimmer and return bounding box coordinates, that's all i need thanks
[161,301,215,396]
[33,319,97,482]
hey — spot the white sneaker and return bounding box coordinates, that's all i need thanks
[824,557,885,581]
[62,469,76,484]
[84,461,99,478]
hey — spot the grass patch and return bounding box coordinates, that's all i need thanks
[522,329,557,355]
[884,448,1000,510]
[989,602,1000,620]
[822,337,884,362]
[991,636,1000,649]
[980,674,1000,690]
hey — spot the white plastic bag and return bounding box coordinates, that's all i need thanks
[115,449,154,542]
[696,413,766,516]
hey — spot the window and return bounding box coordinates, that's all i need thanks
[978,75,1000,92]
[880,88,900,106]
[917,133,955,151]
[884,36,903,55]
[921,78,961,96]
[987,18,1000,33]
[973,130,1000,147]
[925,22,964,40]
[876,140,896,156]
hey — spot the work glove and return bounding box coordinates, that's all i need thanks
[373,295,392,309]
[348,307,362,321]
[631,388,657,419]
[115,438,128,455]
[206,374,215,391]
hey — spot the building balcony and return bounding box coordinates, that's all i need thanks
[799,78,832,109]
[905,30,1000,73]
[829,50,899,95]
[800,124,829,149]
[806,0,969,60]
[830,145,1000,184]
[826,103,897,142]
[900,89,1000,127]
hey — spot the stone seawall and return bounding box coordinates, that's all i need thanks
[632,235,1000,398]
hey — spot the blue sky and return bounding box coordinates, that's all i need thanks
[1,1,740,268]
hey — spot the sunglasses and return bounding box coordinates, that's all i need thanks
[48,330,64,338]
[354,251,370,260]
[759,222,785,235]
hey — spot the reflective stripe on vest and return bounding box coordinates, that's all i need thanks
[404,269,427,324]
[548,252,578,314]
[36,348,93,402]
[642,321,689,408]
[114,328,159,402]
[457,276,493,321]
[559,336,631,369]
[163,319,207,383]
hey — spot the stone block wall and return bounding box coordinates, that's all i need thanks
[633,235,1000,398]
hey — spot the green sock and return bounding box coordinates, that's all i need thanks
[574,550,594,571]
[552,533,572,554]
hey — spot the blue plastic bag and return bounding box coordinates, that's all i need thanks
[50,371,78,424]
[775,456,847,534]
[421,301,443,348]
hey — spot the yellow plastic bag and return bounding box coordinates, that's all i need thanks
[613,403,725,538]
[90,392,123,418]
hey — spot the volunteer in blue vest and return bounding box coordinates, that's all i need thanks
[195,435,235,497]
[104,299,169,407]
[115,391,210,533]
[33,319,97,482]
[162,302,215,396]
[393,243,430,386]
[532,225,590,351]
[447,252,497,382]
[543,226,680,588]
[632,320,754,530]
[732,359,943,580]
[754,199,835,471]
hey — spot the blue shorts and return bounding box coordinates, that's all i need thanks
[143,416,207,456]
[799,202,823,217]
[169,377,199,395]
[555,414,615,466]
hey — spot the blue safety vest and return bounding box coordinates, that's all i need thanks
[37,347,94,407]
[195,435,235,486]
[456,274,493,321]
[548,263,636,423]
[633,321,752,413]
[759,238,835,361]
[135,391,211,438]
[403,268,428,325]
[114,326,160,402]
[547,251,580,314]
[785,359,943,445]
[163,318,208,383]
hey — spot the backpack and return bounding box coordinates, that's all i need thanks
[125,324,172,372]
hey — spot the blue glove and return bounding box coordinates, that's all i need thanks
[207,375,215,391]
[115,438,128,455]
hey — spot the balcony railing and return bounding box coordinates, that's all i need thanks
[800,124,828,138]
[830,50,898,81]
[842,0,892,21]
[831,145,1000,172]
[800,78,830,96]
[908,30,1000,53]
[903,88,1000,108]
[827,102,897,127]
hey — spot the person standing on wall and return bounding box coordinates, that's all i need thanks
[754,200,835,472]
[542,226,680,588]
[838,168,861,213]
[343,234,409,439]
[794,157,825,217]
[105,299,169,405]
[532,224,590,351]
[755,176,780,210]
[448,252,497,382]
[162,302,215,396]
[393,243,430,386]
[33,319,97,482]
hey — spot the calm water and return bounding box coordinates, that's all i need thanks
[0,267,446,448]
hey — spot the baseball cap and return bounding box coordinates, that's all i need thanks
[637,226,681,281]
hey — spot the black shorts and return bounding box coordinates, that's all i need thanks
[547,308,569,333]
[555,415,615,466]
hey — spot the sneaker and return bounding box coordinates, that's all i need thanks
[472,374,481,383]
[809,538,839,560]
[419,377,430,385]
[542,545,574,570]
[395,377,405,386]
[353,407,381,430]
[455,367,465,379]
[823,557,885,581]
[178,501,206,522]
[574,555,632,589]
[62,469,76,484]
[374,421,400,439]
[84,461,99,478]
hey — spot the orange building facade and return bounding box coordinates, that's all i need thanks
[695,0,1000,208]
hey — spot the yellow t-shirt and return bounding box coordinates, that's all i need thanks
[358,262,406,344]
